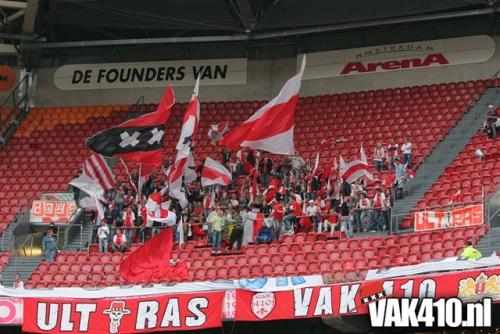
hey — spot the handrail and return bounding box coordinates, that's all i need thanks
[15,233,35,257]
[63,208,84,249]
[0,74,29,110]
[0,73,30,141]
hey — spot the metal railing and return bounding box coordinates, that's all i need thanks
[0,73,30,141]
[63,208,84,249]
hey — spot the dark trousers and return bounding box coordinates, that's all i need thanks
[228,227,243,251]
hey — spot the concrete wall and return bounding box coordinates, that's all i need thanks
[23,35,500,106]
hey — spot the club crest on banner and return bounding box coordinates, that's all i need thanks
[103,300,131,334]
[458,272,499,300]
[251,292,275,319]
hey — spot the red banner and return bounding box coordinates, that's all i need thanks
[414,204,483,232]
[22,291,224,333]
[235,267,500,321]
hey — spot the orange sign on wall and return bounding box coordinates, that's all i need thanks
[414,204,484,232]
[30,200,77,223]
[0,65,16,91]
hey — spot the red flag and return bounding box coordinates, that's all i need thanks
[86,86,175,165]
[218,57,306,154]
[120,228,189,284]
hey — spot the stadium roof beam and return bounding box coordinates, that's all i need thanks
[21,6,500,49]
[227,0,258,33]
[0,0,26,9]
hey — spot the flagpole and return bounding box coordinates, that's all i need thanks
[138,163,143,207]
[120,158,138,193]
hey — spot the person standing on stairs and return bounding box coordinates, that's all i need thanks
[42,229,57,262]
[486,105,497,139]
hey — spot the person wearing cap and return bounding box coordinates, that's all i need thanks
[486,104,497,138]
[457,241,482,260]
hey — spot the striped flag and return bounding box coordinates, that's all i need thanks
[168,78,200,208]
[201,157,232,187]
[83,154,116,192]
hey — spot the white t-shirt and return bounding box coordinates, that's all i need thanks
[97,225,110,239]
[306,205,319,216]
[401,142,412,154]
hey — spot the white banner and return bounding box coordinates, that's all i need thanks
[299,35,495,79]
[365,254,500,281]
[0,275,324,299]
[54,58,247,90]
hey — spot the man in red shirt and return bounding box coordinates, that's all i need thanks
[270,200,284,240]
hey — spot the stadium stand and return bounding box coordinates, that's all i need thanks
[408,131,500,220]
[0,80,488,237]
[25,224,489,288]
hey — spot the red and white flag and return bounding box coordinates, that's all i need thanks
[218,57,306,154]
[201,157,232,187]
[83,153,116,192]
[340,155,372,184]
[168,79,200,208]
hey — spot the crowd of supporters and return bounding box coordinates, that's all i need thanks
[86,140,417,255]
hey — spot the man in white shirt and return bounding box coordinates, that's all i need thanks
[401,137,412,168]
[356,192,371,231]
[97,221,110,253]
[305,200,320,232]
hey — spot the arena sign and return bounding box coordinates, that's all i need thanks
[53,58,247,90]
[299,35,495,79]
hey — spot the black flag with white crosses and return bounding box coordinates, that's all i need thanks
[85,86,175,165]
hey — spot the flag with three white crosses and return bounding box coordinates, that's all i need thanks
[360,281,389,304]
[85,86,175,165]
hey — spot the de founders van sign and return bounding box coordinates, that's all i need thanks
[300,35,495,79]
[53,58,247,90]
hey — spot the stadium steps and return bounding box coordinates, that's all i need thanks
[0,216,21,252]
[392,87,500,231]
[64,212,94,251]
[475,226,500,256]
[1,256,42,287]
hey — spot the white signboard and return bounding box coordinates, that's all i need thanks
[54,58,247,90]
[299,35,495,79]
